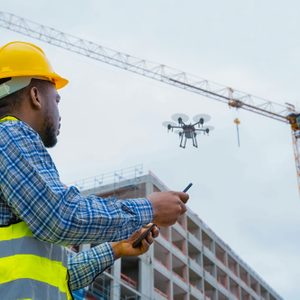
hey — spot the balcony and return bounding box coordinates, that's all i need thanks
[154,269,170,300]
[154,258,172,279]
[154,287,169,299]
[190,284,205,300]
[120,273,137,289]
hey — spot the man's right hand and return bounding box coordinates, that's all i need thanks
[147,191,189,227]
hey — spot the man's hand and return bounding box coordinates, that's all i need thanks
[147,191,189,227]
[111,224,159,259]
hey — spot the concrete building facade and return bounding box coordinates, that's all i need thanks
[71,166,283,300]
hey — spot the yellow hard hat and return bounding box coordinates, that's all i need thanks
[0,41,68,89]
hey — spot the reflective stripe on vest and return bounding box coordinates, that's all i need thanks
[0,221,72,300]
[0,279,67,299]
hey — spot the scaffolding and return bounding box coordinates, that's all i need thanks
[69,164,144,193]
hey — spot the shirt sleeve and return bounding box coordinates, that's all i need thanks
[68,243,114,291]
[0,121,153,245]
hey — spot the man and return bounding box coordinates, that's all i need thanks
[0,41,189,299]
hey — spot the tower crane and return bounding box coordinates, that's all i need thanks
[1,11,300,195]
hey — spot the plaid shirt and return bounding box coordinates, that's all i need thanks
[0,117,153,290]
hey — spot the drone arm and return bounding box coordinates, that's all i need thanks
[169,125,183,129]
[191,121,201,127]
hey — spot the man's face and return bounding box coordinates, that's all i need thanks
[39,82,61,148]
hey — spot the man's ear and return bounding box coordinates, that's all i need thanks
[29,86,42,110]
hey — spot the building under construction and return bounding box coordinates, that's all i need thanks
[71,165,282,300]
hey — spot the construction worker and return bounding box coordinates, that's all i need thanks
[0,41,189,299]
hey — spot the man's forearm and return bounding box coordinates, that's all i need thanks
[31,189,154,245]
[68,243,114,291]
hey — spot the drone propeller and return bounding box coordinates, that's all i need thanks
[204,125,215,135]
[195,125,215,135]
[193,114,211,126]
[205,125,215,131]
[171,113,189,124]
[162,121,177,130]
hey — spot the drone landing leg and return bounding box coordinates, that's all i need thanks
[193,136,198,148]
[180,135,185,148]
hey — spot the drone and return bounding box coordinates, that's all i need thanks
[162,113,214,148]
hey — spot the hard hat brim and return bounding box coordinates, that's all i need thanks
[52,73,69,89]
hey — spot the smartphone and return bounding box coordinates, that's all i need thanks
[132,183,193,248]
[183,183,193,193]
[132,224,156,248]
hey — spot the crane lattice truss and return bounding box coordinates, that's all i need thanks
[1,11,300,194]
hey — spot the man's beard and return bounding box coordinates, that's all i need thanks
[42,117,58,148]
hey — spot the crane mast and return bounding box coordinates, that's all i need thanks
[1,11,300,194]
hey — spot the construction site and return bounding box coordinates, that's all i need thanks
[1,2,300,300]
[71,166,283,300]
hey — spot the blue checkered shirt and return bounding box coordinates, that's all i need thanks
[0,118,153,290]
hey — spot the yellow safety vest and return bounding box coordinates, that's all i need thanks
[0,116,72,300]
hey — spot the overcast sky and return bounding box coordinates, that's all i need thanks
[1,1,300,299]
